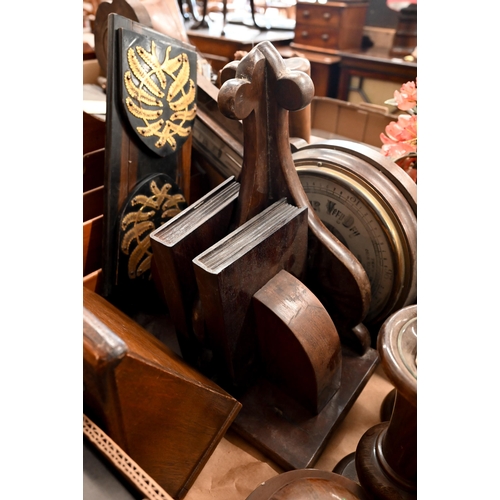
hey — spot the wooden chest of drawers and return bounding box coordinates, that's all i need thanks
[292,1,368,54]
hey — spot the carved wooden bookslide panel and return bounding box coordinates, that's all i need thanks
[150,176,241,368]
[102,14,198,297]
[151,41,378,470]
[83,286,241,499]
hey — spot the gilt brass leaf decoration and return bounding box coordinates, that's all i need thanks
[121,31,197,156]
[120,178,187,280]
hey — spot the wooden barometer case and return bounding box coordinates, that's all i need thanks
[293,139,417,338]
[151,40,379,471]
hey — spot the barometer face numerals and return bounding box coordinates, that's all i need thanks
[293,141,417,326]
[298,167,397,322]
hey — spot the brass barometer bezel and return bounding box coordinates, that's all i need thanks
[293,140,417,326]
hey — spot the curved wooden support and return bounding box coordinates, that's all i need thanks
[253,270,342,414]
[218,41,371,329]
[218,42,313,228]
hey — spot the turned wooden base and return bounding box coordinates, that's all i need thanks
[233,346,379,470]
[380,388,396,422]
[355,422,416,500]
[334,423,417,500]
[333,451,358,484]
[335,305,417,499]
[246,469,368,499]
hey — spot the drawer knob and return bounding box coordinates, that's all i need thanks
[303,10,310,17]
[321,33,329,41]
[323,12,331,20]
[301,30,309,38]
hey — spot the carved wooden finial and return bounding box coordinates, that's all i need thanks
[218,41,314,228]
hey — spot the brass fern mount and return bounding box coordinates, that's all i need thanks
[124,41,197,151]
[121,180,186,279]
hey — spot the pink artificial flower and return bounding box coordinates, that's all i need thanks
[380,141,416,159]
[380,114,417,159]
[394,80,417,111]
[380,115,417,148]
[384,114,417,142]
[380,79,417,181]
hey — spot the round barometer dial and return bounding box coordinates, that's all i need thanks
[293,140,417,326]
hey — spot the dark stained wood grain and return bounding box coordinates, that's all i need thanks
[83,148,105,193]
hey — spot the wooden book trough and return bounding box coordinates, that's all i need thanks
[151,41,379,470]
[83,286,241,499]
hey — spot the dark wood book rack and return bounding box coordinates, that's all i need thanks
[151,41,379,470]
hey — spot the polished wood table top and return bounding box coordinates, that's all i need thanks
[336,46,417,67]
[186,14,294,70]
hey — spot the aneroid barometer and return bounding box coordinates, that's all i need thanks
[293,140,417,327]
